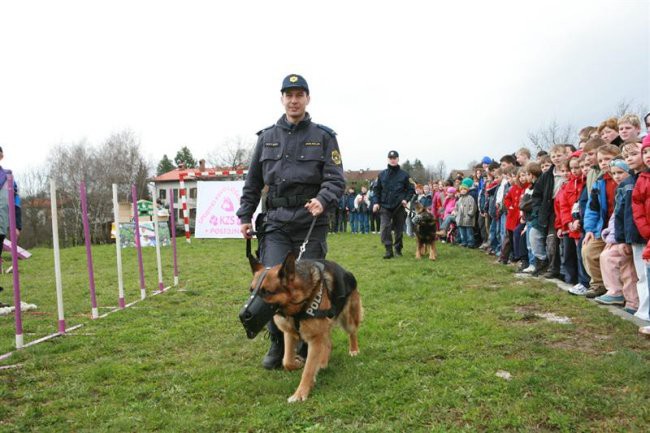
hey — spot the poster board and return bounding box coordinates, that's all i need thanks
[111,221,171,248]
[195,180,259,238]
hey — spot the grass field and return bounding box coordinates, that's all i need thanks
[1,233,649,432]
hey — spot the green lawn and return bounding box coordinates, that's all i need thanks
[1,234,649,432]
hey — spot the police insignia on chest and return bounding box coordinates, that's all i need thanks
[331,150,342,165]
[264,142,279,147]
[304,142,321,147]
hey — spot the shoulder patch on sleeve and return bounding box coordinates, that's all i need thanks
[316,123,337,137]
[256,125,275,136]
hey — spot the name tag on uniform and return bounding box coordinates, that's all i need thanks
[304,142,321,147]
[264,142,279,147]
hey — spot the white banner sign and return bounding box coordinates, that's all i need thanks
[195,181,259,239]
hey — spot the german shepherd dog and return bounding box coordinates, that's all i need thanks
[413,202,437,260]
[248,252,363,402]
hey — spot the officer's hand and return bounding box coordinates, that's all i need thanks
[372,204,379,213]
[240,223,253,239]
[401,200,407,207]
[305,198,324,217]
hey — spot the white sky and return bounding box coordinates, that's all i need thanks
[1,0,648,179]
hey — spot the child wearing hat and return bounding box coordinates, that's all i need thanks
[593,159,639,312]
[437,187,458,238]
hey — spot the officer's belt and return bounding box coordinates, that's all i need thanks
[267,194,313,209]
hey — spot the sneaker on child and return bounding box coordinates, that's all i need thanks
[568,284,588,296]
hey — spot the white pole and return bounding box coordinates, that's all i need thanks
[112,184,126,308]
[50,180,66,334]
[152,191,165,292]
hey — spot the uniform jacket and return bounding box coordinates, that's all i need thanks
[237,113,345,226]
[371,165,415,210]
[632,170,650,259]
[584,172,614,239]
[454,193,476,227]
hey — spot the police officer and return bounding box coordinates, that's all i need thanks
[237,74,345,369]
[371,150,415,259]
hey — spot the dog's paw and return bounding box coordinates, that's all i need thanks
[349,349,360,357]
[287,391,309,403]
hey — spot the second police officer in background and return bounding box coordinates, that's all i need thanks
[237,74,345,369]
[372,150,415,259]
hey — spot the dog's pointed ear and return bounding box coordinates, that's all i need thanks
[249,255,264,274]
[279,251,296,280]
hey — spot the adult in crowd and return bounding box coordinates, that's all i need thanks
[372,150,415,259]
[237,74,345,369]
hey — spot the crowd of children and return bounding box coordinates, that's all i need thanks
[431,113,650,336]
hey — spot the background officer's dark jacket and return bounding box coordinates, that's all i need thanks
[237,113,345,226]
[371,165,415,210]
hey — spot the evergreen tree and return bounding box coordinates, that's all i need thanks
[401,159,413,174]
[157,154,176,175]
[174,146,197,168]
[411,158,426,183]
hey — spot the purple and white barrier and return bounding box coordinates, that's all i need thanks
[80,182,99,319]
[130,185,147,300]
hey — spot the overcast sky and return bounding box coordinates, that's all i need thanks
[1,0,648,180]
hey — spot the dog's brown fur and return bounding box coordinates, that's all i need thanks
[413,202,437,260]
[249,253,363,402]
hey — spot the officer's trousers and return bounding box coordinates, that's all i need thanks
[379,207,406,250]
[259,221,328,337]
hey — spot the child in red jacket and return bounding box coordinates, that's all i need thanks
[556,157,580,284]
[501,169,524,264]
[634,137,650,336]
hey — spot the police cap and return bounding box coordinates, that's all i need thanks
[281,74,309,94]
[387,150,399,158]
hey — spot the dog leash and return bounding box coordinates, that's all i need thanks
[297,216,317,262]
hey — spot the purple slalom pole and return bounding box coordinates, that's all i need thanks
[80,182,99,319]
[168,188,179,286]
[7,175,23,348]
[131,185,147,300]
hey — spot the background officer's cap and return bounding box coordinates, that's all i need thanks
[281,74,309,94]
[387,150,399,158]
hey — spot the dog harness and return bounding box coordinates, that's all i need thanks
[292,262,335,331]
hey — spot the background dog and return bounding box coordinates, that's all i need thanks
[248,252,363,402]
[412,202,437,260]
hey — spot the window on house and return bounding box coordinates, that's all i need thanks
[159,189,166,200]
[190,188,197,199]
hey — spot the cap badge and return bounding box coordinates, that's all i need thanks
[289,76,298,83]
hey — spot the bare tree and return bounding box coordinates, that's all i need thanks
[427,160,447,182]
[614,98,649,119]
[527,119,575,150]
[41,130,152,246]
[208,135,255,169]
[466,160,479,170]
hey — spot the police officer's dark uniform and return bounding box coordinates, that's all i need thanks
[236,74,345,369]
[371,150,415,258]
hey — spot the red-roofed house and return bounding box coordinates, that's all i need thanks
[152,165,247,231]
